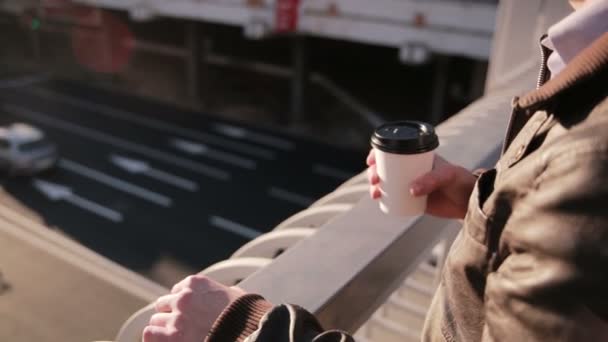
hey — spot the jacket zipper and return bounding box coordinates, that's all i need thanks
[537,36,552,89]
[502,38,552,155]
[501,98,520,155]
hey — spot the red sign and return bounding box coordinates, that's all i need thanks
[72,10,135,74]
[275,0,300,33]
[23,0,134,73]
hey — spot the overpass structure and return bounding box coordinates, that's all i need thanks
[63,0,498,63]
[0,0,498,123]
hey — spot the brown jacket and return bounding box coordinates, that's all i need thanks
[207,33,608,342]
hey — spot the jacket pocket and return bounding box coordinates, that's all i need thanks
[433,169,498,342]
[464,168,496,246]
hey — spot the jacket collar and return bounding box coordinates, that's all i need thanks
[517,32,608,111]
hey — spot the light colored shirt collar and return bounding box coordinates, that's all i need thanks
[543,0,608,78]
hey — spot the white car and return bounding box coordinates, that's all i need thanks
[0,123,58,176]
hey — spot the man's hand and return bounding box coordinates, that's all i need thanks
[367,150,476,219]
[143,275,246,342]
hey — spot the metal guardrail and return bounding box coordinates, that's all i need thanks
[240,67,538,332]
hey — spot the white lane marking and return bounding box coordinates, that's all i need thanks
[58,159,172,207]
[169,138,257,170]
[171,139,209,155]
[3,104,230,181]
[110,154,199,192]
[33,179,123,222]
[268,187,314,207]
[27,87,277,160]
[0,73,51,89]
[312,164,354,181]
[213,123,295,151]
[209,216,262,240]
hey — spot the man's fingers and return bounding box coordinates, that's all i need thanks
[366,149,376,166]
[370,184,381,199]
[171,277,188,294]
[149,312,173,327]
[367,165,379,185]
[410,167,456,197]
[142,325,169,342]
[154,294,178,313]
[171,274,214,294]
[171,274,201,294]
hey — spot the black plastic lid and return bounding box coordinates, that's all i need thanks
[371,121,439,154]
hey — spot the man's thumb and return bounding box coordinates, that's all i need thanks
[410,168,455,197]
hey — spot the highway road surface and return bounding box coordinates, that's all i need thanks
[0,76,365,286]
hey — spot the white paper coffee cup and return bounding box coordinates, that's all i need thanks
[371,121,439,216]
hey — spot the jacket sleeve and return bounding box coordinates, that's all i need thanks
[481,149,608,341]
[207,294,355,342]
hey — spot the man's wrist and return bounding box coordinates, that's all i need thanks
[206,294,274,342]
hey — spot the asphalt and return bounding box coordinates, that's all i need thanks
[0,76,366,287]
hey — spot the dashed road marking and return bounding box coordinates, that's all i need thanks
[3,104,231,181]
[58,159,173,207]
[268,187,314,207]
[33,179,123,222]
[0,73,51,89]
[213,123,295,151]
[110,154,199,192]
[169,138,257,170]
[27,87,277,159]
[209,216,262,240]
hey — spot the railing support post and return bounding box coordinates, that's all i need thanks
[290,35,308,125]
[430,55,449,125]
[186,22,201,106]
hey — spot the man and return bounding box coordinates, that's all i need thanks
[143,1,608,341]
